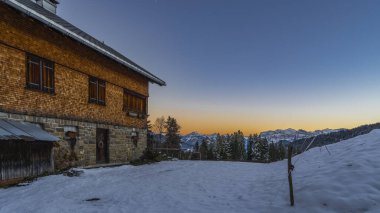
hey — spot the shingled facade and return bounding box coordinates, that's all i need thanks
[0,0,165,168]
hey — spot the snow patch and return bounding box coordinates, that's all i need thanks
[0,130,379,212]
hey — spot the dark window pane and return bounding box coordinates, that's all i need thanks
[28,61,40,88]
[89,77,97,84]
[42,65,53,91]
[88,77,106,105]
[26,54,55,93]
[98,84,105,103]
[133,96,137,111]
[123,90,147,115]
[128,94,131,110]
[89,81,97,102]
[42,66,47,87]
[99,80,105,87]
[138,98,142,112]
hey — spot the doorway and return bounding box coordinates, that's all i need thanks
[96,128,109,164]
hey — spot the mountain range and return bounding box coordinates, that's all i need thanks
[260,128,343,143]
[178,128,343,150]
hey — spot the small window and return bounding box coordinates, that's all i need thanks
[89,76,106,105]
[64,126,78,150]
[123,89,147,117]
[26,54,54,94]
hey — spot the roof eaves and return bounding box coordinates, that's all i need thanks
[0,119,59,142]
[2,0,166,86]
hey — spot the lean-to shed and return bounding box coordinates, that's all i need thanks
[0,119,58,185]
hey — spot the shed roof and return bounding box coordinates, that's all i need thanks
[1,0,166,86]
[0,119,59,142]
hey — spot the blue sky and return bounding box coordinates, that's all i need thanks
[59,0,380,134]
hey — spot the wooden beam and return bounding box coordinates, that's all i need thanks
[288,145,295,206]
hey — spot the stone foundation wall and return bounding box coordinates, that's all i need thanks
[0,112,147,168]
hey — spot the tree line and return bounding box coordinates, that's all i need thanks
[148,116,286,163]
[191,132,286,162]
[147,116,182,150]
[292,122,380,154]
[148,116,380,163]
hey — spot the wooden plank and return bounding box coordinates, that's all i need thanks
[288,145,295,206]
[0,140,53,181]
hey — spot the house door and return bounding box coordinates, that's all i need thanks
[96,128,109,164]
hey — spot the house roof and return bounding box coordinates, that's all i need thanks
[1,0,166,86]
[0,119,59,142]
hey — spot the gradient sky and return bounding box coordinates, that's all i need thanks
[58,0,380,135]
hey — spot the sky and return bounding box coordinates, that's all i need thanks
[58,0,380,135]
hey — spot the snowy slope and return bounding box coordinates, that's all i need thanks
[288,129,380,212]
[0,130,380,213]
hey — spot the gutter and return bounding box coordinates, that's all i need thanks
[1,0,166,86]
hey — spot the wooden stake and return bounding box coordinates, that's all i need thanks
[288,145,295,206]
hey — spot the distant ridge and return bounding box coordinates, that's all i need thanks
[259,128,343,143]
[291,122,380,152]
[150,123,380,151]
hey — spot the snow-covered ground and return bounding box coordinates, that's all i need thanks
[1,130,380,213]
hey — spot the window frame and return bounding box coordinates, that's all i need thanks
[88,76,106,105]
[123,88,147,118]
[25,53,55,94]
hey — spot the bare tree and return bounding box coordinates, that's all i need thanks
[153,116,166,143]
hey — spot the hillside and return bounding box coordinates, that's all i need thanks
[292,122,380,152]
[1,130,379,212]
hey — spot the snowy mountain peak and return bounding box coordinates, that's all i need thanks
[260,128,342,143]
[185,132,203,137]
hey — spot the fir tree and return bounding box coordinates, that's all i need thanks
[261,138,269,162]
[214,134,224,160]
[193,141,199,152]
[225,134,233,160]
[207,145,215,160]
[218,134,229,160]
[253,135,269,162]
[230,133,239,160]
[200,139,208,160]
[247,134,254,161]
[165,116,181,149]
[236,130,246,161]
[277,143,286,160]
[268,142,277,162]
[252,134,260,161]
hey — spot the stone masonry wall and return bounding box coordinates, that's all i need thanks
[0,112,147,167]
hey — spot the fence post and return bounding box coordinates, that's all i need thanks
[288,145,295,206]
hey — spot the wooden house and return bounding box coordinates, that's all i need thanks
[0,0,166,176]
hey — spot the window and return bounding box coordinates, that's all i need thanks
[89,76,106,105]
[64,126,78,150]
[123,89,147,117]
[26,54,54,94]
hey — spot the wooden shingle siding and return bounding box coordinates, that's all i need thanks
[0,3,148,129]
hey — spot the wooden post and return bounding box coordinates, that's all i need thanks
[288,145,295,206]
